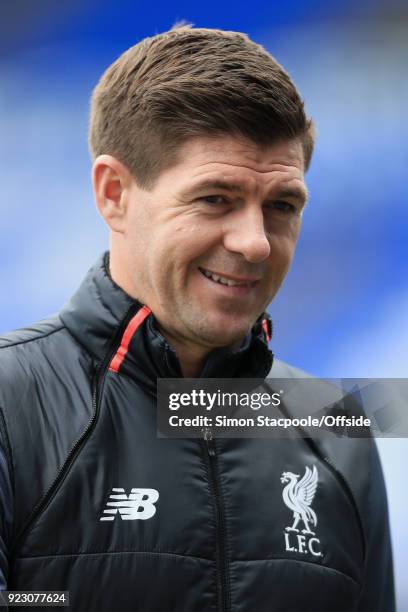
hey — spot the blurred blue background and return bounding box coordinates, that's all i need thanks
[1,0,407,607]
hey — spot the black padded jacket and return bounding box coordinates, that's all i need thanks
[0,253,395,611]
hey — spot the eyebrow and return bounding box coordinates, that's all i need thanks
[184,179,309,204]
[276,186,309,204]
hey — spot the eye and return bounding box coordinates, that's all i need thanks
[200,195,229,206]
[265,201,297,214]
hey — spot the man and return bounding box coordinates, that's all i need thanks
[0,26,394,611]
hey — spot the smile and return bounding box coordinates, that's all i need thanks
[199,267,258,288]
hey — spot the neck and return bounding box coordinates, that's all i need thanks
[157,327,211,377]
[157,325,243,378]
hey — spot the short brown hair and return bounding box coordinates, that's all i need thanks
[89,26,315,188]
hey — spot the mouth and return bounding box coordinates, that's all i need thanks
[198,267,259,288]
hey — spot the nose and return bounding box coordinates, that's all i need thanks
[223,208,271,264]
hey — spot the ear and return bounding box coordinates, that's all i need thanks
[92,155,133,233]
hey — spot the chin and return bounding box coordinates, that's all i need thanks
[196,318,252,348]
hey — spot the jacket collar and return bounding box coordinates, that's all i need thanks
[60,253,273,386]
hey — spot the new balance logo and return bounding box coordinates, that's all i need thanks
[100,488,159,521]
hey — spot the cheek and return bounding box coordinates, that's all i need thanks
[171,222,221,266]
[269,233,298,269]
[145,235,190,291]
[127,206,151,251]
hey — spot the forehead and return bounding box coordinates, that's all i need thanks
[157,135,307,199]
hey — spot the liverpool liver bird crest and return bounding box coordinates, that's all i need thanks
[280,466,319,535]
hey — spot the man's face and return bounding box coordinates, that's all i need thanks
[123,135,307,349]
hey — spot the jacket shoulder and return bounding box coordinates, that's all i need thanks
[0,312,96,417]
[0,315,64,350]
[0,315,92,399]
[0,316,66,400]
[0,314,95,422]
[0,315,96,533]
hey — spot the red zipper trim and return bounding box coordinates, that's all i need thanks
[262,318,271,343]
[109,305,151,373]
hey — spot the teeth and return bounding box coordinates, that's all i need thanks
[202,268,245,287]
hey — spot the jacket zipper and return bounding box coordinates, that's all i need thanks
[10,304,139,560]
[202,428,230,612]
